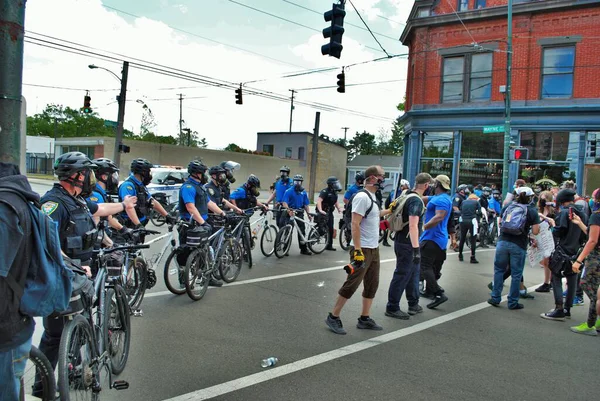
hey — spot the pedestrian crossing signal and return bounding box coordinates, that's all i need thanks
[510,147,528,161]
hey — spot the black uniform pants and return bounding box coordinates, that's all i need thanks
[285,211,308,252]
[275,203,287,229]
[458,221,477,256]
[326,211,334,247]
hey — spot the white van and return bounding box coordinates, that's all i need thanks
[146,167,189,203]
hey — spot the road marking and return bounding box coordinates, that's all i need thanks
[165,280,525,401]
[145,249,495,299]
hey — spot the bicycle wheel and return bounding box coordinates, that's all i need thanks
[242,229,253,269]
[219,241,243,283]
[274,225,293,259]
[104,285,131,375]
[57,314,97,401]
[125,257,147,310]
[150,210,166,227]
[260,224,278,257]
[339,223,351,251]
[25,346,56,401]
[308,226,328,254]
[164,248,186,295]
[184,248,209,301]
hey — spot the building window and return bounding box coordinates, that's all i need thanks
[422,132,454,158]
[298,147,305,160]
[262,144,274,156]
[62,145,94,160]
[285,147,293,159]
[475,0,486,9]
[541,46,575,99]
[442,53,492,103]
[458,0,469,11]
[417,7,430,17]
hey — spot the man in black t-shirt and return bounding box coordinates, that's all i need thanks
[458,194,482,263]
[385,173,432,319]
[317,177,343,251]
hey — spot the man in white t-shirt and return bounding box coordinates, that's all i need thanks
[325,165,393,335]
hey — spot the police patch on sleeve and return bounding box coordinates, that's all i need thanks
[41,201,58,215]
[208,188,215,196]
[455,197,461,202]
[89,196,99,202]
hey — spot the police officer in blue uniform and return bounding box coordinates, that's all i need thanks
[283,174,312,255]
[230,174,269,212]
[118,158,174,228]
[205,165,242,213]
[266,166,294,228]
[317,176,342,251]
[36,152,137,384]
[343,172,365,205]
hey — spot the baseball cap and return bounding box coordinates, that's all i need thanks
[515,186,534,197]
[556,188,576,204]
[435,175,451,190]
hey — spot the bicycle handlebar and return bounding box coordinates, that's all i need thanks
[93,244,151,255]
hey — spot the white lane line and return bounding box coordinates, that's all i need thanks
[165,281,524,401]
[145,249,496,299]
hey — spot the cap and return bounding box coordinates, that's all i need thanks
[515,186,534,197]
[556,188,576,204]
[435,175,451,190]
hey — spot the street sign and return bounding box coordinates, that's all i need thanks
[483,125,504,134]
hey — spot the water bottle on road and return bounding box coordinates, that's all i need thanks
[261,357,278,368]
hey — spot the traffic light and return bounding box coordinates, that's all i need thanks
[590,140,597,158]
[235,85,243,105]
[510,147,529,161]
[321,2,346,59]
[83,95,92,114]
[118,143,130,153]
[337,70,345,93]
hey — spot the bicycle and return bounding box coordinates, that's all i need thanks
[338,220,352,251]
[21,345,55,401]
[250,207,278,257]
[149,192,179,227]
[274,209,329,258]
[56,245,146,400]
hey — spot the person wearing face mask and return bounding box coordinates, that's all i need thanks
[230,174,269,213]
[282,174,313,256]
[317,176,343,251]
[119,158,174,229]
[265,166,294,228]
[343,172,365,205]
[219,160,240,202]
[36,152,137,382]
[205,166,242,214]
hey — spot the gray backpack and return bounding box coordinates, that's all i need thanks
[500,203,528,235]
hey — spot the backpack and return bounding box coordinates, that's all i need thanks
[385,192,424,232]
[500,202,528,236]
[0,188,73,318]
[343,189,375,227]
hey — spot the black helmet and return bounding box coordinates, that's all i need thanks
[326,176,338,185]
[188,160,207,175]
[355,172,365,184]
[482,186,491,197]
[54,152,96,180]
[246,174,260,188]
[457,184,468,193]
[327,176,342,192]
[209,165,225,176]
[280,165,291,174]
[130,158,153,175]
[293,174,304,182]
[92,158,119,175]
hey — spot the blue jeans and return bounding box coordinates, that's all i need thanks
[0,336,32,401]
[386,242,420,311]
[491,241,526,308]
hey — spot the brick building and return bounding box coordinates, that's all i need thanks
[400,0,600,193]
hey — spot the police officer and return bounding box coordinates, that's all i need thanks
[205,165,242,213]
[265,165,294,228]
[118,158,174,228]
[179,160,227,287]
[230,174,269,212]
[36,152,137,379]
[282,174,312,256]
[219,160,241,202]
[317,176,343,251]
[343,172,365,205]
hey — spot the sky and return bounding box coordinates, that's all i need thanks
[22,0,413,150]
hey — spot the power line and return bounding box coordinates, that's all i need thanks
[23,83,120,92]
[376,13,406,27]
[444,0,478,46]
[295,78,405,91]
[347,0,391,58]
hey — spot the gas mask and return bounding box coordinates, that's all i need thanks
[250,187,259,197]
[141,170,152,186]
[294,180,304,192]
[280,172,289,180]
[218,173,227,184]
[195,173,208,185]
[225,170,236,183]
[100,172,119,194]
[80,170,97,198]
[369,176,384,190]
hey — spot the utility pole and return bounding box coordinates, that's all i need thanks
[114,61,129,169]
[0,0,26,165]
[501,0,513,197]
[309,112,320,202]
[178,93,184,144]
[341,126,349,143]
[289,90,296,132]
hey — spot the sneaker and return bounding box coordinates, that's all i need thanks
[300,249,312,256]
[487,298,500,307]
[209,278,223,287]
[325,314,347,335]
[427,294,448,309]
[382,242,391,247]
[596,319,600,332]
[520,291,535,299]
[508,303,524,310]
[535,283,551,293]
[325,246,337,251]
[356,317,383,330]
[458,253,464,262]
[564,309,571,319]
[420,290,435,300]
[570,322,598,336]
[408,305,423,315]
[470,256,479,264]
[572,296,584,306]
[540,309,566,321]
[385,309,410,320]
[438,286,445,293]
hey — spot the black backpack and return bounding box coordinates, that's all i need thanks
[342,189,375,227]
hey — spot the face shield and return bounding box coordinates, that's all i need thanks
[80,169,97,198]
[329,180,342,192]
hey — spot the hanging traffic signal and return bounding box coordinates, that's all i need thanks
[321,2,346,59]
[510,147,529,161]
[235,85,243,105]
[337,70,345,93]
[83,94,92,114]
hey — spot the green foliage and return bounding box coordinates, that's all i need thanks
[224,143,271,156]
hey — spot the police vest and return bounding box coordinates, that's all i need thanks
[123,177,151,219]
[234,186,257,210]
[320,188,338,213]
[42,187,97,262]
[179,179,209,217]
[205,181,223,207]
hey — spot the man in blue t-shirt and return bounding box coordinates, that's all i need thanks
[420,174,453,309]
[265,166,294,228]
[282,174,312,255]
[343,172,365,205]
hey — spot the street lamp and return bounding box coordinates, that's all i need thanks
[88,64,121,82]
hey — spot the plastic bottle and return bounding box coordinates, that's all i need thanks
[260,357,278,368]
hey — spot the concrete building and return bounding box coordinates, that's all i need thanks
[400,0,600,194]
[25,135,54,174]
[346,155,403,194]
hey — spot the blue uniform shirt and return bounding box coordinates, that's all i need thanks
[420,193,452,250]
[180,178,211,221]
[283,187,309,209]
[344,184,362,201]
[230,186,248,202]
[119,174,152,222]
[488,197,501,215]
[274,178,293,203]
[87,183,107,205]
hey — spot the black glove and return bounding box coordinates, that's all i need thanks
[119,226,134,240]
[201,222,213,233]
[412,247,421,265]
[165,214,177,225]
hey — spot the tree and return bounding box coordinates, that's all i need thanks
[347,131,377,160]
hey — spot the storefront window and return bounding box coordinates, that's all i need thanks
[518,162,570,190]
[461,131,504,159]
[520,132,570,161]
[422,132,454,158]
[421,159,453,181]
[457,159,503,188]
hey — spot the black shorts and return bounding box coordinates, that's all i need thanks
[448,216,456,234]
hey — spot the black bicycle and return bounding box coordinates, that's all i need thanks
[21,346,55,401]
[149,192,179,227]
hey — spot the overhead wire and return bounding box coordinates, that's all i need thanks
[347,0,391,58]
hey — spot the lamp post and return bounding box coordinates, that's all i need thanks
[501,0,513,197]
[88,61,129,169]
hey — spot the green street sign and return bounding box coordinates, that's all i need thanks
[483,125,504,134]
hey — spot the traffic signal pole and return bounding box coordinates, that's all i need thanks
[0,0,26,165]
[501,0,513,197]
[114,61,129,170]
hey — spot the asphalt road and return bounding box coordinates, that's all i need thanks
[25,179,598,401]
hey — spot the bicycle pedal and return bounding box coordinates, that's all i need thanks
[112,380,129,390]
[132,309,144,317]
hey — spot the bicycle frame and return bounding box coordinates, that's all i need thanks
[285,211,319,245]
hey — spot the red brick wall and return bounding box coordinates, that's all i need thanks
[433,0,508,15]
[94,145,104,159]
[406,6,600,110]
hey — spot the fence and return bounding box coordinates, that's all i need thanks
[26,153,54,175]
